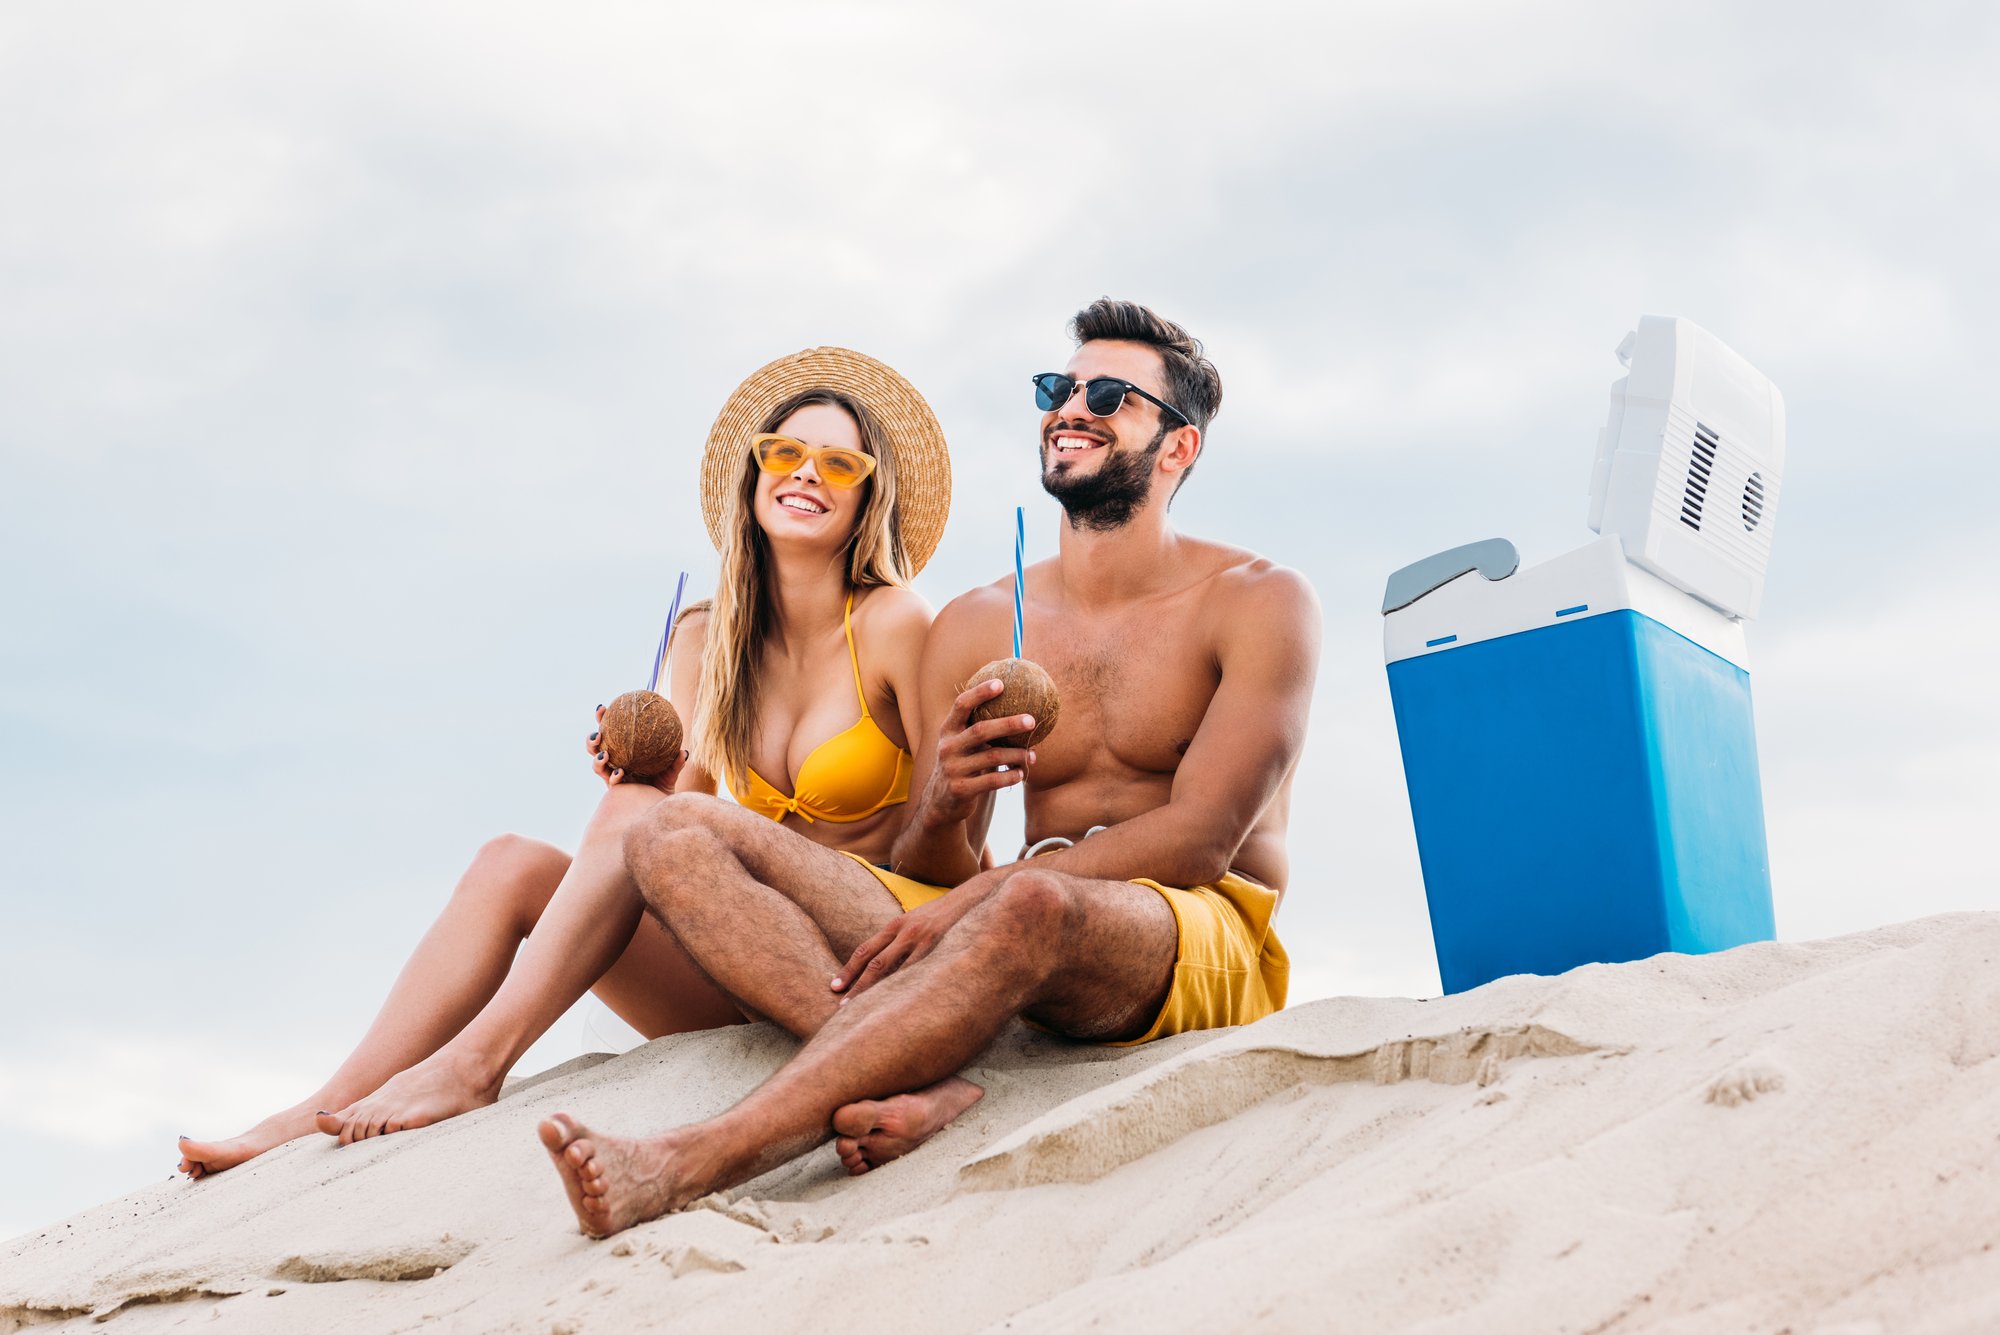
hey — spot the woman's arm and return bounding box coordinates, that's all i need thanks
[665,605,718,796]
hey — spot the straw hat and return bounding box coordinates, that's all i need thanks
[699,347,953,575]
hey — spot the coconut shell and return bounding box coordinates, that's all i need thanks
[965,657,1060,749]
[600,690,684,782]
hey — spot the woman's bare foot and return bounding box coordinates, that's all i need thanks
[314,1048,504,1145]
[831,1076,984,1175]
[537,1113,724,1238]
[177,1103,324,1178]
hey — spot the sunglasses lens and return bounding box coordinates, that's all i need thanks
[817,450,870,487]
[1033,374,1071,412]
[1084,379,1128,416]
[756,437,806,472]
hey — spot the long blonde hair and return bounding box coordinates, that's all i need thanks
[690,389,911,791]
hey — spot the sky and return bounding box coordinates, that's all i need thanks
[3,0,1997,1240]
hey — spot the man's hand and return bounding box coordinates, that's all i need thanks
[831,874,997,1001]
[586,704,685,793]
[914,678,1039,827]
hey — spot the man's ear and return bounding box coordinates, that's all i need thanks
[1159,425,1202,478]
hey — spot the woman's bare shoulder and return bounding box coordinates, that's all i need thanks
[854,583,934,636]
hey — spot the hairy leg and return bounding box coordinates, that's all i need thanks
[626,794,905,1038]
[178,831,573,1176]
[542,868,1178,1233]
[316,783,738,1145]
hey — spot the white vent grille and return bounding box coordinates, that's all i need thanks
[1649,402,1779,588]
[1679,422,1719,531]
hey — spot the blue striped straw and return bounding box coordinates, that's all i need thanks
[648,570,689,692]
[1013,506,1025,658]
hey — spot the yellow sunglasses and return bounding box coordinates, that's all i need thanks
[750,434,878,489]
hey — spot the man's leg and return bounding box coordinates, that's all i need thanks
[625,794,910,1038]
[540,867,1177,1236]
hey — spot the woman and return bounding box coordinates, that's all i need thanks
[178,347,953,1175]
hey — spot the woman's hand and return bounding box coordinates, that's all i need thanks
[586,704,687,793]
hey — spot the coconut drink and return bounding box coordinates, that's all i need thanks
[599,689,684,782]
[967,656,1060,749]
[601,573,689,783]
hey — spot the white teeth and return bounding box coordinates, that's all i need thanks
[780,495,826,513]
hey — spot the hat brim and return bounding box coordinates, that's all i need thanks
[699,348,953,577]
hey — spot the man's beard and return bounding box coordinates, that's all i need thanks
[1040,421,1168,533]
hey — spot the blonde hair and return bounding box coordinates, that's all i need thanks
[690,389,911,790]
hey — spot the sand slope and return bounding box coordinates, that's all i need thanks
[5,913,1998,1333]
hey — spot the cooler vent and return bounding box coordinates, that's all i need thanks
[1742,471,1765,531]
[1679,421,1719,531]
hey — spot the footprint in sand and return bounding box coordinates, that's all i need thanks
[1705,1061,1787,1107]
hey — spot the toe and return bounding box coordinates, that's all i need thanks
[831,1102,880,1138]
[314,1111,344,1138]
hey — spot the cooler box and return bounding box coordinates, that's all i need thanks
[1384,536,1774,994]
[1383,315,1785,994]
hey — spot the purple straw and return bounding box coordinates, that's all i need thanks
[649,570,689,692]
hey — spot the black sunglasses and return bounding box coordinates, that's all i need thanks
[1031,372,1190,426]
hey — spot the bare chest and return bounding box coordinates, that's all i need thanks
[1028,606,1219,781]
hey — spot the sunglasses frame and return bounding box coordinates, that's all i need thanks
[1030,372,1191,426]
[750,433,878,489]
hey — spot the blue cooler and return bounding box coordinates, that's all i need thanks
[1384,317,1785,993]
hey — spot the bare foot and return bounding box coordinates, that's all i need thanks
[537,1113,724,1238]
[177,1103,323,1178]
[314,1049,502,1146]
[832,1076,984,1175]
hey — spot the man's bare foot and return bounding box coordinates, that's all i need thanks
[832,1076,984,1175]
[314,1049,503,1146]
[177,1103,323,1178]
[537,1113,725,1238]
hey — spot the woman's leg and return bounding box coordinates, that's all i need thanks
[313,783,743,1144]
[176,831,573,1176]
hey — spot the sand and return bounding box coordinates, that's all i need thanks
[5,912,1998,1334]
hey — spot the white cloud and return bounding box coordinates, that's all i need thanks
[0,1032,323,1151]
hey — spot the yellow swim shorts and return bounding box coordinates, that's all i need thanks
[841,853,1288,1047]
[1114,873,1289,1045]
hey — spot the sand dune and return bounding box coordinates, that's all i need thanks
[6,913,1998,1333]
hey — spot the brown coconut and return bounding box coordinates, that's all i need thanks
[599,689,684,782]
[965,657,1061,749]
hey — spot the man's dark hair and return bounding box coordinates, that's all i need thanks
[1069,297,1223,438]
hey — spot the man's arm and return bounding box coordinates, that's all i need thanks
[837,562,1322,1001]
[1020,562,1321,889]
[889,583,1024,886]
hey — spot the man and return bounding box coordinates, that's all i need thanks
[540,299,1321,1237]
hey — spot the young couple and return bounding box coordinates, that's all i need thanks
[179,298,1322,1240]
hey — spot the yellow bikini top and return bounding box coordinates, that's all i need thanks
[738,593,913,824]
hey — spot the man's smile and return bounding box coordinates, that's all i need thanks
[1047,428,1109,456]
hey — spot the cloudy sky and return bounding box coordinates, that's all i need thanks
[4,1,1996,1238]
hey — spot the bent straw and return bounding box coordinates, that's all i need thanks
[648,570,689,693]
[1013,506,1025,658]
